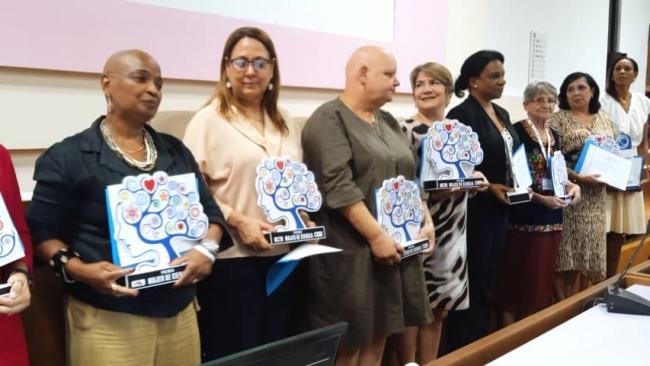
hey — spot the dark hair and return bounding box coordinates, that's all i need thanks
[454,50,504,98]
[606,56,639,100]
[211,27,287,133]
[557,72,601,113]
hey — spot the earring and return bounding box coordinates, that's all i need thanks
[267,83,273,91]
[225,80,231,89]
[106,95,113,113]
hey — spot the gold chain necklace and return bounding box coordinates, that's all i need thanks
[100,120,157,171]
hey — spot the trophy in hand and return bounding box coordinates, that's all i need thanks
[376,176,430,258]
[420,119,484,190]
[256,157,326,245]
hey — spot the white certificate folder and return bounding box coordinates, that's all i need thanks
[574,141,632,191]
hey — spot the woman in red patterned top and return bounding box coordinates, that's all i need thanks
[0,144,33,366]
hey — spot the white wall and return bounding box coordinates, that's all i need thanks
[620,0,650,94]
[4,0,647,194]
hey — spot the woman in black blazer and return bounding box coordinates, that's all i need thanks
[444,50,521,352]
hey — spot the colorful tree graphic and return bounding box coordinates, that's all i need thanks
[115,171,208,262]
[377,176,424,243]
[256,157,322,230]
[426,119,483,178]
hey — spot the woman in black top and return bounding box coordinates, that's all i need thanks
[444,50,521,352]
[27,50,230,366]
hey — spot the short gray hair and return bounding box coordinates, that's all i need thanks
[523,81,557,103]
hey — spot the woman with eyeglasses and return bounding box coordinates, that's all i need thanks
[601,56,650,278]
[494,82,580,325]
[184,27,304,361]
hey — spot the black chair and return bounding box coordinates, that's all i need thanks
[202,322,348,366]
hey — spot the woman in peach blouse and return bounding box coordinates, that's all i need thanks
[184,27,304,361]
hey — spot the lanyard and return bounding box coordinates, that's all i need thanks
[526,119,552,161]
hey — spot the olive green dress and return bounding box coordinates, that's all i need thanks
[301,98,432,348]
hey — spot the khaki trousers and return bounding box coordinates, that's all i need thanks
[66,296,200,366]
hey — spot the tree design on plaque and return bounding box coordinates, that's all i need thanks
[0,219,16,259]
[377,176,424,243]
[425,119,483,179]
[586,135,620,153]
[112,172,209,266]
[256,157,322,231]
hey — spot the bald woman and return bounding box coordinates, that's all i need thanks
[301,46,434,366]
[27,49,230,366]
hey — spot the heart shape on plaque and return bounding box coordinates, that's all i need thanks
[276,160,285,170]
[143,178,156,193]
[444,122,453,132]
[392,181,400,190]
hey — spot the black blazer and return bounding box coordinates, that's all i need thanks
[446,95,521,213]
[28,116,231,317]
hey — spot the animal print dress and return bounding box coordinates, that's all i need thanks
[548,110,616,283]
[402,119,470,311]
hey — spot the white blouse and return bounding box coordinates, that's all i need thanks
[601,93,650,147]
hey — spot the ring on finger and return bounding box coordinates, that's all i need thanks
[110,283,118,292]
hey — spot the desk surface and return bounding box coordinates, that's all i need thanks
[488,285,650,365]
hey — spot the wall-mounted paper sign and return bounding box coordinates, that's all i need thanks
[255,157,326,245]
[106,172,208,289]
[375,176,429,258]
[420,119,484,190]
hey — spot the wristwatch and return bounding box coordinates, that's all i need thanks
[49,247,80,283]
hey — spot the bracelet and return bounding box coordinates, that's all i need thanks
[9,267,32,286]
[49,248,80,284]
[194,239,220,263]
[193,245,216,263]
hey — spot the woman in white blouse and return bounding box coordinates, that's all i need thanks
[183,27,303,361]
[601,55,650,278]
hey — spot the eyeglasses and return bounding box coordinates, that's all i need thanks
[532,97,557,105]
[227,57,274,71]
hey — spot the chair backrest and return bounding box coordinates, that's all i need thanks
[202,322,348,366]
[150,110,196,140]
[151,111,310,141]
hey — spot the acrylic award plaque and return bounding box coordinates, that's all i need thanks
[105,172,209,289]
[420,119,484,190]
[507,144,533,205]
[550,151,570,199]
[375,176,429,258]
[0,193,26,295]
[587,134,620,154]
[255,157,326,245]
[617,133,644,190]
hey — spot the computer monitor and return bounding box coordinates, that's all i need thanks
[202,322,348,366]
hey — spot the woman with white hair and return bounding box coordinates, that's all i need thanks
[494,81,580,325]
